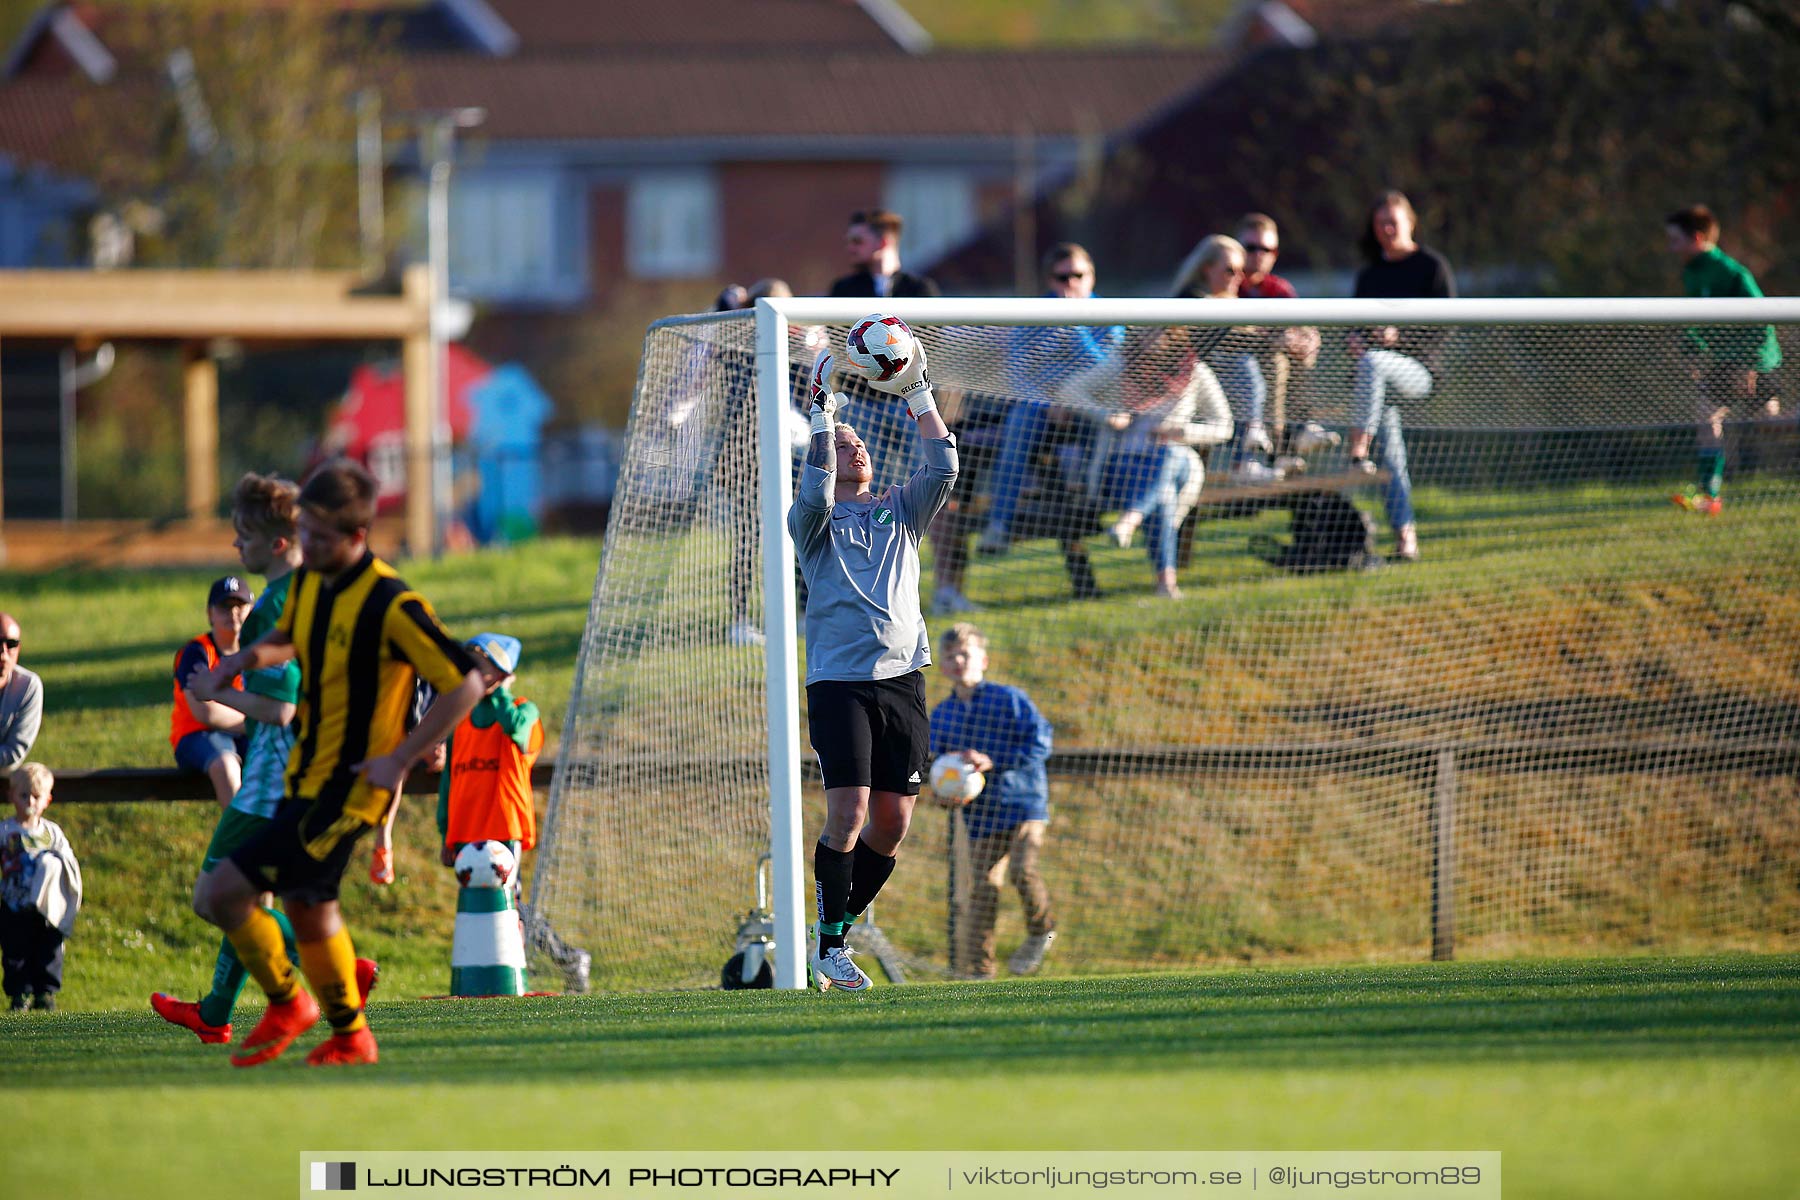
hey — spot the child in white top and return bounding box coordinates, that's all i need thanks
[1,762,81,1010]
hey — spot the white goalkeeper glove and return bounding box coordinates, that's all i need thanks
[863,323,937,420]
[808,351,846,437]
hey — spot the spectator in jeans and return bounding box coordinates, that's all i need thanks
[1347,190,1457,562]
[1171,234,1273,479]
[1100,237,1239,599]
[1664,203,1783,516]
[928,624,1055,979]
[0,613,42,781]
[975,243,1124,569]
[1235,213,1329,468]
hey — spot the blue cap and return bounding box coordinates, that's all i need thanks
[209,575,254,607]
[466,632,521,675]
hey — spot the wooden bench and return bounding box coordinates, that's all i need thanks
[1194,466,1391,509]
[1184,466,1391,571]
[49,764,556,805]
[1002,460,1392,582]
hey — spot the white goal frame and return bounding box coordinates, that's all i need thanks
[748,295,1800,989]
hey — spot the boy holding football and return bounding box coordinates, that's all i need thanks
[928,623,1056,979]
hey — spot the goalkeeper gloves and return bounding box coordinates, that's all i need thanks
[808,351,846,437]
[863,324,937,421]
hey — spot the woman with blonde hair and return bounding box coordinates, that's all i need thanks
[1169,235,1277,480]
[1090,237,1239,598]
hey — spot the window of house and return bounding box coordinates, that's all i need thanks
[626,169,721,279]
[883,167,977,267]
[449,171,581,303]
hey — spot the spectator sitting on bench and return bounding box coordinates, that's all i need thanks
[1171,234,1274,483]
[1234,213,1330,471]
[976,243,1124,563]
[1094,237,1239,600]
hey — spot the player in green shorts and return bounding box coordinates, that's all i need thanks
[152,472,375,1043]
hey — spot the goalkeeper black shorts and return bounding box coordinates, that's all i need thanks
[807,670,930,795]
[229,778,392,905]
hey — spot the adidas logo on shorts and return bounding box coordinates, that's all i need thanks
[909,771,922,783]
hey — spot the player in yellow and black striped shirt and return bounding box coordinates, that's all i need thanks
[194,460,495,1068]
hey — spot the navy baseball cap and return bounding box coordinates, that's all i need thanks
[467,632,522,675]
[208,575,254,607]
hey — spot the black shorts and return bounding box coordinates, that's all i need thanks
[808,671,931,794]
[229,778,392,905]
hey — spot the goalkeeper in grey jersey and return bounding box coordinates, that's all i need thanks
[787,329,958,992]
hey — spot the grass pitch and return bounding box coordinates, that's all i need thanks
[9,956,1799,1200]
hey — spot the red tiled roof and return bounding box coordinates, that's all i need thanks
[483,0,906,53]
[405,48,1228,141]
[0,48,1227,177]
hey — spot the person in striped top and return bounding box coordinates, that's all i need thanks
[192,460,494,1067]
[155,474,380,1045]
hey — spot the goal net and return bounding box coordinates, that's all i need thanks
[531,298,1800,990]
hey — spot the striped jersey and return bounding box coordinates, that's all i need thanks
[277,551,478,802]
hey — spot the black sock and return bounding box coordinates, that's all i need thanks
[814,841,854,952]
[846,840,899,921]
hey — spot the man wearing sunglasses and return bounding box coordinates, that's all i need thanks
[0,614,41,780]
[1236,213,1328,469]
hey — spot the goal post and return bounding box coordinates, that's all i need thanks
[533,295,1800,992]
[754,300,807,990]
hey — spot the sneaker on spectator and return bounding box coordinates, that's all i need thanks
[931,586,979,615]
[1008,931,1057,976]
[8,993,25,1011]
[1395,524,1420,561]
[1231,460,1282,484]
[1292,423,1342,455]
[1273,455,1308,476]
[31,991,54,1011]
[975,521,1011,557]
[1108,513,1142,550]
[726,620,766,647]
[1244,422,1274,456]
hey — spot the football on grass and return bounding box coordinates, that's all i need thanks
[845,314,917,384]
[454,839,517,889]
[930,753,985,805]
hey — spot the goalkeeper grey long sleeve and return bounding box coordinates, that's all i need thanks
[787,433,958,684]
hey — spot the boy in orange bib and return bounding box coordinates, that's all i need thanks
[437,633,543,899]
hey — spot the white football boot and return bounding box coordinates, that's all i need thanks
[812,944,873,993]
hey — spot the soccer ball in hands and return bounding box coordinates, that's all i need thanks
[454,839,518,889]
[929,753,986,806]
[845,314,918,385]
